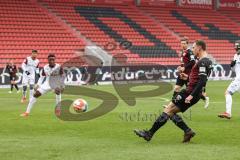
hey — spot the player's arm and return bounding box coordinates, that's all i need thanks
[35,61,40,76]
[21,58,30,75]
[36,68,46,90]
[184,50,195,70]
[190,61,210,98]
[230,54,237,68]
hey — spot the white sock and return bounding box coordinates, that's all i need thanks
[26,96,37,113]
[226,94,232,116]
[56,94,61,105]
[29,89,34,100]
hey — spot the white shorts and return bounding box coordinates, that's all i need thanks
[38,82,52,95]
[227,77,240,94]
[22,73,35,86]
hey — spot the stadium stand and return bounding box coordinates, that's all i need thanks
[219,10,240,24]
[39,0,181,65]
[1,0,240,66]
[139,6,240,64]
[0,0,86,67]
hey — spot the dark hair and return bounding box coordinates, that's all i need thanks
[48,53,56,59]
[32,50,38,53]
[180,36,189,44]
[195,40,206,51]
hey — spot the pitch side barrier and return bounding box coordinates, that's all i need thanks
[0,64,235,88]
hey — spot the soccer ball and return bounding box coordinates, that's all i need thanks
[72,98,88,113]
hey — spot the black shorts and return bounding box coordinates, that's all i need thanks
[172,89,201,112]
[10,75,17,81]
[176,76,188,87]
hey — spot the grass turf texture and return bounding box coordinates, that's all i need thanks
[0,80,240,160]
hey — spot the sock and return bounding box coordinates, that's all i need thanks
[200,94,206,100]
[171,114,191,133]
[172,91,179,101]
[22,86,27,98]
[29,85,34,100]
[56,94,61,105]
[11,84,13,91]
[29,89,34,100]
[14,84,19,91]
[149,112,169,135]
[26,96,37,113]
[226,94,232,116]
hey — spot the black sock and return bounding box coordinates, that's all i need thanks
[149,112,169,135]
[14,84,19,91]
[172,91,179,101]
[171,114,191,133]
[10,84,13,91]
[200,94,206,100]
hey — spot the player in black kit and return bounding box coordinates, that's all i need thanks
[172,37,195,99]
[169,37,209,109]
[134,40,212,143]
[4,60,19,93]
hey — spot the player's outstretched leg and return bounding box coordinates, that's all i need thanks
[21,85,27,103]
[20,91,41,117]
[9,84,13,93]
[134,101,196,143]
[218,90,232,119]
[134,112,169,142]
[170,114,195,143]
[56,94,61,105]
[134,103,177,142]
[29,84,34,101]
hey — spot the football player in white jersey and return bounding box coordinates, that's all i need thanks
[218,40,240,119]
[21,50,40,103]
[20,54,64,117]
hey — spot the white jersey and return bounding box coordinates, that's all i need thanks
[22,56,40,75]
[232,53,240,78]
[38,63,62,85]
[37,63,63,95]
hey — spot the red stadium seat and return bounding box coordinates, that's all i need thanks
[0,0,86,67]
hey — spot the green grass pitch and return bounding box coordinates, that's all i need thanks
[0,80,240,160]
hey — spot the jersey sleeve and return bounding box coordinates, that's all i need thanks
[37,68,46,85]
[21,58,28,71]
[198,59,211,76]
[188,50,195,62]
[184,49,195,69]
[36,60,40,74]
[190,58,212,97]
[233,54,238,61]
